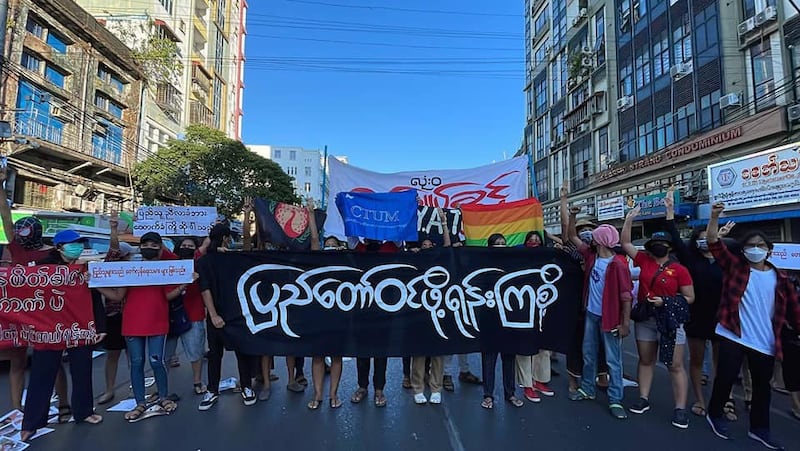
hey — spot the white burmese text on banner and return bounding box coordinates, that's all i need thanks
[88,260,194,288]
[133,206,218,236]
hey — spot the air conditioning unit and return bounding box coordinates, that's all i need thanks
[719,92,742,109]
[577,123,589,133]
[738,17,755,36]
[788,104,800,123]
[51,106,72,122]
[581,45,593,55]
[581,56,594,68]
[755,6,777,26]
[670,62,692,80]
[617,95,633,110]
[579,8,588,18]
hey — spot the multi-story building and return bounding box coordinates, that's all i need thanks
[521,0,800,241]
[0,0,144,212]
[248,145,328,205]
[75,0,247,159]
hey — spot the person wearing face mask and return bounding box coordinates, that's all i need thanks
[663,187,737,419]
[704,202,800,450]
[622,206,695,429]
[523,231,543,248]
[19,229,106,441]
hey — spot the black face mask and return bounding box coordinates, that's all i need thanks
[649,243,670,258]
[176,248,195,260]
[140,248,160,260]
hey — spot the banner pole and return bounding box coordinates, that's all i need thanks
[321,145,328,210]
[528,150,538,199]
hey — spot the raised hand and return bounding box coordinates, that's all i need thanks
[626,204,641,220]
[710,202,725,217]
[719,221,736,237]
[560,182,569,198]
[664,186,675,210]
[109,210,119,229]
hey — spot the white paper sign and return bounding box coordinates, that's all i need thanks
[708,144,800,211]
[88,260,194,288]
[133,206,217,236]
[324,157,529,240]
[769,243,800,271]
[596,196,625,221]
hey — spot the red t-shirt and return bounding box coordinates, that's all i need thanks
[354,242,400,253]
[121,248,180,336]
[183,282,205,322]
[8,239,52,265]
[634,252,693,302]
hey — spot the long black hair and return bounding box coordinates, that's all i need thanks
[487,233,506,247]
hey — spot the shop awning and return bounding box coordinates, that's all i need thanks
[689,208,800,227]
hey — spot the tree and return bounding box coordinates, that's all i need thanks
[132,125,299,217]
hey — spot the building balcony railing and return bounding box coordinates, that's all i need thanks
[13,115,63,146]
[156,83,182,114]
[190,100,214,128]
[564,91,605,131]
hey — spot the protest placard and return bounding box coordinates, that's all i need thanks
[133,206,217,237]
[87,260,194,288]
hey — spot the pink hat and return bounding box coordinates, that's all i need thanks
[592,224,620,249]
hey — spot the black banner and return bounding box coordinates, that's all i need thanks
[197,248,583,357]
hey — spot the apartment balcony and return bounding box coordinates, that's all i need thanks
[564,91,605,132]
[190,100,214,128]
[156,82,182,114]
[194,16,208,44]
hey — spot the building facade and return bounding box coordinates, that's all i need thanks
[248,145,327,205]
[520,0,800,241]
[1,0,144,213]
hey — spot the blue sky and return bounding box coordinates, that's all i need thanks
[240,0,524,172]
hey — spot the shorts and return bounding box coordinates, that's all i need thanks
[179,321,206,362]
[103,314,127,351]
[634,318,686,345]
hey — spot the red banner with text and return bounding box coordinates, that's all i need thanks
[0,265,97,350]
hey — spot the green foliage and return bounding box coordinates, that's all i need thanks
[132,125,299,217]
[133,35,183,84]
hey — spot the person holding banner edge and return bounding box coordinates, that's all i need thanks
[20,229,106,441]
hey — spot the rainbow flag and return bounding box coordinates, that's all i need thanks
[461,198,545,247]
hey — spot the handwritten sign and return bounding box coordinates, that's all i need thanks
[596,196,625,221]
[133,206,217,237]
[0,265,96,350]
[87,260,194,288]
[769,243,800,271]
[708,144,800,211]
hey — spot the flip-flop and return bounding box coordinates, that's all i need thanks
[58,405,72,423]
[307,399,323,410]
[723,399,737,421]
[350,388,368,404]
[691,402,706,417]
[374,392,387,408]
[481,397,493,409]
[507,396,524,408]
[82,414,103,425]
[193,383,207,395]
[97,393,115,405]
[330,397,343,409]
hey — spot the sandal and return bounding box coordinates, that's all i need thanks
[507,396,524,408]
[82,414,103,425]
[459,371,482,385]
[443,375,455,392]
[691,401,706,417]
[330,397,343,409]
[124,404,147,422]
[723,399,737,421]
[58,405,72,423]
[159,399,178,413]
[307,399,323,410]
[374,392,387,408]
[701,374,709,386]
[193,383,207,395]
[97,392,115,405]
[19,430,35,442]
[350,388,368,404]
[296,374,308,386]
[481,397,494,409]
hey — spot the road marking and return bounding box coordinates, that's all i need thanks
[442,402,466,451]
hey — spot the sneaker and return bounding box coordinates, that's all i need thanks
[706,415,730,440]
[534,381,555,397]
[242,387,257,406]
[671,408,689,429]
[568,388,595,401]
[523,387,541,403]
[629,397,651,414]
[414,393,428,405]
[748,429,784,450]
[609,403,628,419]
[429,392,442,404]
[198,392,219,411]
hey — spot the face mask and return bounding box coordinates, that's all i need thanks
[491,244,507,248]
[61,243,84,260]
[177,248,196,259]
[140,248,160,260]
[696,239,709,251]
[743,247,768,263]
[650,243,670,258]
[579,230,594,244]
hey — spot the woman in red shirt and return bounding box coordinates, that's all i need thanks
[622,205,695,429]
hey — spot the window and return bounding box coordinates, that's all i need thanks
[107,102,123,119]
[598,126,610,169]
[673,13,692,64]
[620,62,633,96]
[571,143,593,191]
[535,117,547,159]
[304,166,312,177]
[535,161,549,202]
[535,44,547,67]
[637,121,654,157]
[46,32,67,54]
[742,0,776,20]
[92,123,123,165]
[159,0,174,14]
[635,47,651,89]
[793,47,800,100]
[552,55,562,103]
[620,128,637,161]
[654,113,674,150]
[751,42,775,110]
[695,4,719,64]
[535,77,547,115]
[21,51,41,72]
[552,112,565,146]
[595,9,606,66]
[634,0,647,21]
[653,31,670,78]
[560,54,568,98]
[552,0,567,48]
[675,102,696,140]
[212,77,223,128]
[534,10,549,35]
[25,17,44,38]
[699,90,721,129]
[274,149,282,159]
[22,180,54,209]
[95,93,123,119]
[15,81,63,145]
[217,0,227,30]
[98,65,127,93]
[304,182,312,193]
[45,65,66,88]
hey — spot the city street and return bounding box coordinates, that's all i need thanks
[1,339,798,451]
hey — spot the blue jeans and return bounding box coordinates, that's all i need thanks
[580,313,624,404]
[126,335,168,404]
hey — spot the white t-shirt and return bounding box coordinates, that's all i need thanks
[588,256,614,316]
[716,268,777,356]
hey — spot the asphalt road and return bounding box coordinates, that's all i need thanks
[1,337,798,451]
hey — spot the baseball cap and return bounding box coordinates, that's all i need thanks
[644,231,673,251]
[53,229,86,246]
[140,232,163,245]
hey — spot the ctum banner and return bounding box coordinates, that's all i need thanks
[196,248,583,357]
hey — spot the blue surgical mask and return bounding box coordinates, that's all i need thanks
[743,247,768,263]
[61,243,84,260]
[579,230,594,244]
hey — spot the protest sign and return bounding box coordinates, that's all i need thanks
[253,198,326,250]
[87,260,194,288]
[769,243,800,271]
[336,191,420,242]
[133,206,217,237]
